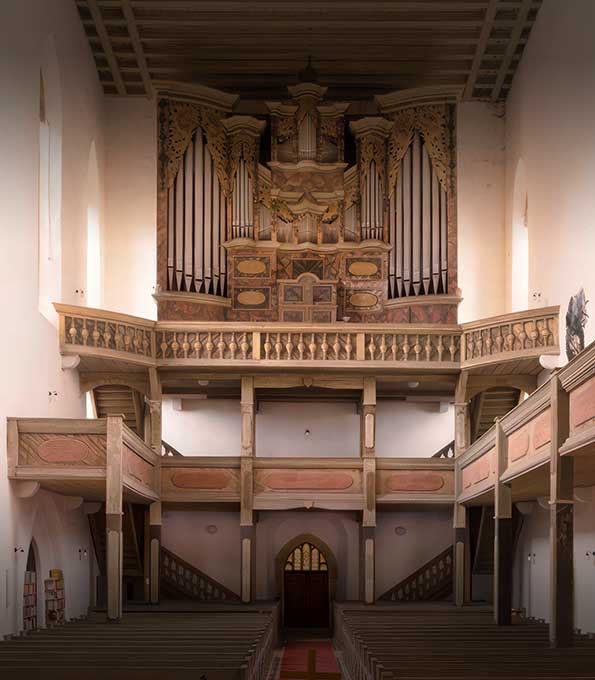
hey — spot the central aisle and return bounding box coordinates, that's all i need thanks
[280,640,341,679]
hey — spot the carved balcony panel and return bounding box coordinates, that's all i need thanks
[461,306,559,369]
[364,331,460,363]
[259,331,357,362]
[156,330,253,361]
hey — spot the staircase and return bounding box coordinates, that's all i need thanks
[378,546,453,602]
[161,547,241,602]
[92,384,144,435]
[470,386,521,442]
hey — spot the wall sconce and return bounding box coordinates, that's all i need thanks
[527,552,536,564]
[78,548,88,560]
[14,547,24,554]
[304,429,311,437]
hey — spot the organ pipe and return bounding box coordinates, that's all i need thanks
[166,128,227,296]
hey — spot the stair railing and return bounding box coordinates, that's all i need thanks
[379,545,453,602]
[161,440,184,457]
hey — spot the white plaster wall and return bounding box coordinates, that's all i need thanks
[255,511,360,601]
[0,0,104,637]
[162,398,453,458]
[103,98,157,319]
[457,101,506,323]
[375,509,453,598]
[162,510,241,595]
[513,498,595,634]
[504,0,595,353]
[376,402,454,457]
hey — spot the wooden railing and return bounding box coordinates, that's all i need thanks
[161,546,240,602]
[461,306,559,368]
[378,545,453,602]
[55,303,560,371]
[432,440,455,458]
[161,440,184,457]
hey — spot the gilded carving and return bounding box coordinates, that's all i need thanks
[387,104,452,194]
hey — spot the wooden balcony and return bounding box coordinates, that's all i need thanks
[55,303,559,375]
[7,417,160,503]
[456,340,595,506]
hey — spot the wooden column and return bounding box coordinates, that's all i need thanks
[361,377,376,603]
[240,376,256,603]
[148,368,162,453]
[106,415,124,622]
[149,501,162,605]
[494,419,512,625]
[549,373,573,648]
[454,372,470,606]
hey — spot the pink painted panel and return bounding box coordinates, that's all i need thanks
[171,469,231,490]
[570,376,595,430]
[263,470,354,491]
[532,409,551,451]
[386,471,445,492]
[508,427,530,463]
[462,448,495,490]
[125,448,154,488]
[37,438,91,464]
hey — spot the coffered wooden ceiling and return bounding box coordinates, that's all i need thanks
[76,0,542,101]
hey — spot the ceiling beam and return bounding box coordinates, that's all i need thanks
[120,0,152,97]
[464,0,498,99]
[87,0,126,95]
[492,0,531,100]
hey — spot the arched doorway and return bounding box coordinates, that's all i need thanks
[276,535,337,629]
[23,542,39,632]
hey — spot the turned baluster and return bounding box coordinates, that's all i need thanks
[205,332,214,359]
[240,333,249,359]
[309,333,317,360]
[160,338,168,359]
[103,324,112,350]
[528,322,539,348]
[124,327,133,353]
[81,320,89,346]
[379,334,387,360]
[367,334,376,360]
[181,332,190,358]
[114,325,123,351]
[391,334,398,361]
[171,333,180,358]
[275,333,283,360]
[297,333,305,360]
[193,335,203,359]
[413,335,422,361]
[92,320,100,347]
[402,335,410,361]
[436,335,444,362]
[217,334,226,358]
[449,335,457,362]
[540,318,551,346]
[345,334,352,360]
[321,333,329,360]
[264,333,272,360]
[68,318,77,345]
[229,332,238,359]
[424,335,432,361]
[285,334,294,360]
[333,334,341,360]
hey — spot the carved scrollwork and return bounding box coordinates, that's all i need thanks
[319,117,340,141]
[229,133,258,188]
[360,134,387,191]
[387,104,452,195]
[159,99,230,193]
[276,116,297,143]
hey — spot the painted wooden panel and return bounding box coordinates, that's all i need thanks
[171,469,231,490]
[462,448,496,492]
[19,434,106,467]
[570,376,595,431]
[377,468,454,497]
[507,407,551,468]
[261,470,354,491]
[161,466,241,500]
[124,446,155,490]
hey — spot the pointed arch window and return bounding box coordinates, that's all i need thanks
[284,542,328,572]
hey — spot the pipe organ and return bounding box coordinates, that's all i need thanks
[166,127,228,296]
[156,79,456,323]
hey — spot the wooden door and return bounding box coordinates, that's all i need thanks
[284,571,329,628]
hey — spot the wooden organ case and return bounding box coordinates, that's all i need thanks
[155,80,458,324]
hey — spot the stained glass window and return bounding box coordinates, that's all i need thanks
[284,542,328,572]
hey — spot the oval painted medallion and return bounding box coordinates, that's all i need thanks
[348,261,378,277]
[386,471,445,493]
[237,290,266,306]
[37,438,92,464]
[237,259,267,275]
[264,470,354,491]
[349,292,378,308]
